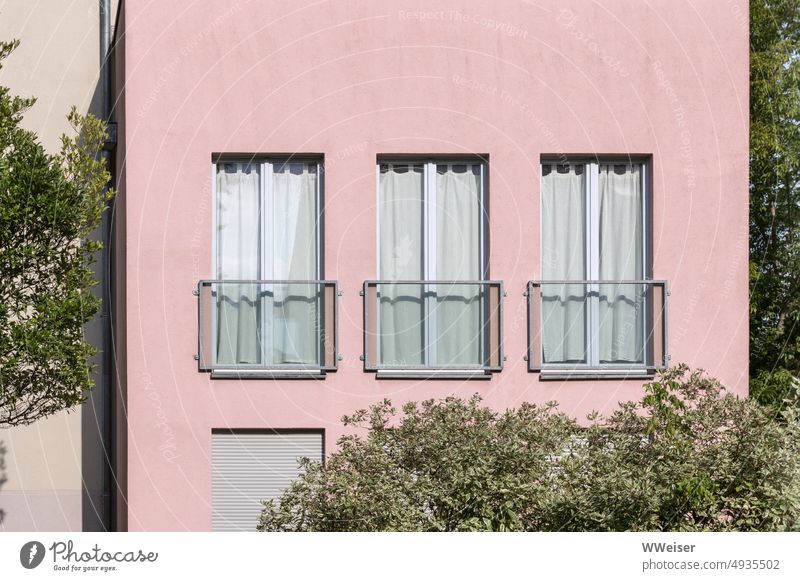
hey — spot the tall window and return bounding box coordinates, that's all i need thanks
[376,160,488,367]
[214,159,321,367]
[540,160,647,367]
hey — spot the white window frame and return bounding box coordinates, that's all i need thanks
[539,158,650,369]
[376,158,489,367]
[211,157,324,367]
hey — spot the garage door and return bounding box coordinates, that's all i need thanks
[211,430,323,531]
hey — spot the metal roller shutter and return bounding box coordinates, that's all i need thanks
[211,431,323,531]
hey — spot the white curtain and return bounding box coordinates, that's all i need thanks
[215,163,261,365]
[271,162,318,365]
[434,163,481,365]
[378,164,424,365]
[541,163,587,364]
[215,161,320,367]
[598,163,643,363]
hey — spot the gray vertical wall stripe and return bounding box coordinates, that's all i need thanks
[211,431,323,531]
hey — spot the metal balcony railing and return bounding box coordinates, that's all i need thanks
[362,280,504,374]
[197,280,338,374]
[527,280,668,373]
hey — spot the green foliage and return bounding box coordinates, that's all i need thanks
[0,40,114,426]
[555,366,800,531]
[750,0,800,405]
[750,368,800,413]
[259,396,576,532]
[258,365,800,532]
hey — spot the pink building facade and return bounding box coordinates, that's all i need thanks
[112,0,749,531]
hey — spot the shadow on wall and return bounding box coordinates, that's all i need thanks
[81,74,114,532]
[0,440,6,525]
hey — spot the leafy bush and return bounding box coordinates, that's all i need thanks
[258,365,800,531]
[553,366,800,531]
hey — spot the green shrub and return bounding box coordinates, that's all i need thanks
[258,365,800,531]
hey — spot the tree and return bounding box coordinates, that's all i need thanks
[0,40,114,426]
[750,0,800,408]
[258,366,800,532]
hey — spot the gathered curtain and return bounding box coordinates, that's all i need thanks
[378,162,483,367]
[540,162,644,366]
[598,163,643,363]
[215,161,319,367]
[271,163,319,365]
[215,163,262,365]
[434,163,482,366]
[541,163,587,364]
[378,164,425,366]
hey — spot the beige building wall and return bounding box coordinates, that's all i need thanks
[0,0,108,531]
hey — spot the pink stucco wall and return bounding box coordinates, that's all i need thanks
[116,0,749,530]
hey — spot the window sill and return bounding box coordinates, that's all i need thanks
[209,369,327,380]
[537,369,655,381]
[375,369,494,380]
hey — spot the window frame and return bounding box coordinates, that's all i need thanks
[538,156,653,373]
[209,155,325,371]
[373,157,492,372]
